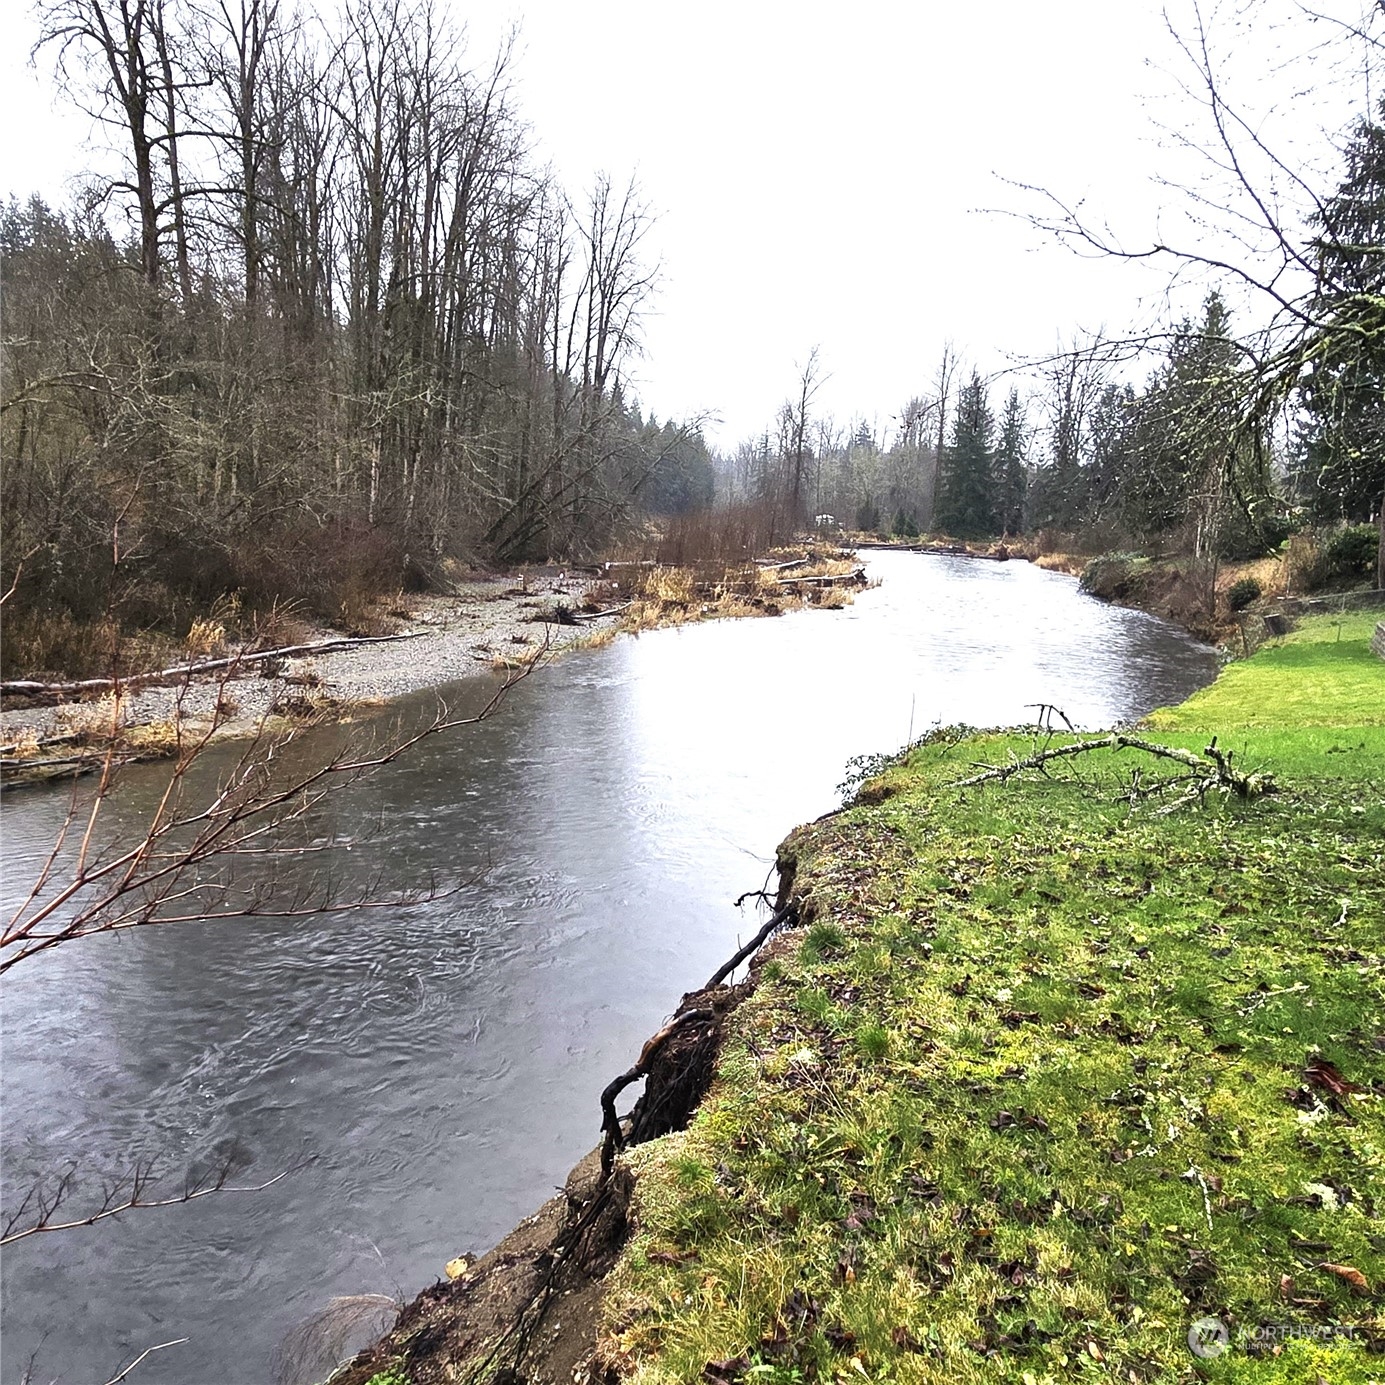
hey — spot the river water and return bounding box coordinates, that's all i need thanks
[0,552,1217,1385]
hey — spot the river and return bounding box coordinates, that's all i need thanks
[0,552,1217,1385]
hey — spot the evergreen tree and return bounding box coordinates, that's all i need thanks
[1027,347,1100,532]
[1123,293,1247,546]
[936,371,996,537]
[1294,106,1385,522]
[992,387,1028,535]
[1083,384,1137,527]
[640,421,716,514]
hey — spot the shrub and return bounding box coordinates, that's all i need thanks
[1078,553,1143,600]
[1288,524,1379,592]
[1216,497,1298,560]
[1322,524,1378,580]
[1226,576,1262,611]
[800,921,846,962]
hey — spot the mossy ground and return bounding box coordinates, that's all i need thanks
[602,616,1385,1384]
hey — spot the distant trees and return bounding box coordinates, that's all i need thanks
[2,0,703,676]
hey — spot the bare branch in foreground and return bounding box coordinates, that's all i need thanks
[1,639,547,974]
[1,1156,304,1247]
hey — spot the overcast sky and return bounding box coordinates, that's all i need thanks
[1,0,1374,446]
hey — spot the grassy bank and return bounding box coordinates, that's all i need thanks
[602,615,1385,1384]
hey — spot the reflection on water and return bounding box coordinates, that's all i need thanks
[0,553,1216,1384]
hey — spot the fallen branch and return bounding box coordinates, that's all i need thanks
[598,899,799,1176]
[103,1338,190,1385]
[572,602,633,622]
[952,733,1275,800]
[777,568,866,587]
[1,754,135,772]
[0,632,425,700]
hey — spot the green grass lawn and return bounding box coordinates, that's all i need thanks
[1148,613,1384,731]
[603,616,1385,1385]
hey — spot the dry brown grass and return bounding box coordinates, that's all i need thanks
[121,718,185,758]
[1216,552,1289,599]
[2,611,181,683]
[53,694,127,742]
[1031,551,1087,575]
[605,551,863,635]
[573,625,619,651]
[185,617,229,658]
[812,587,853,609]
[271,687,351,723]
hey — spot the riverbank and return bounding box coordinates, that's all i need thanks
[338,611,1383,1385]
[0,552,863,787]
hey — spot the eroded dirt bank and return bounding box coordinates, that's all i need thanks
[319,873,807,1385]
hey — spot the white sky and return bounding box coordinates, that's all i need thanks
[1,0,1375,446]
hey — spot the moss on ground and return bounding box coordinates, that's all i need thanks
[603,616,1385,1384]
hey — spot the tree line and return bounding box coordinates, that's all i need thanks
[717,98,1385,576]
[1,0,714,674]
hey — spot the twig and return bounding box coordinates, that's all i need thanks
[1185,1164,1215,1233]
[1,1169,294,1246]
[733,888,776,909]
[102,1338,189,1385]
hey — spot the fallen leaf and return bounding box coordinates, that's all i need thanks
[703,1357,748,1383]
[1318,1261,1369,1289]
[891,1326,924,1352]
[1304,1056,1363,1097]
[444,1255,472,1280]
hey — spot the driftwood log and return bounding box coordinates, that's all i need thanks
[535,602,632,625]
[1,632,424,702]
[776,567,866,587]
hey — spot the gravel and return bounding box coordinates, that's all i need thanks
[1,572,603,747]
